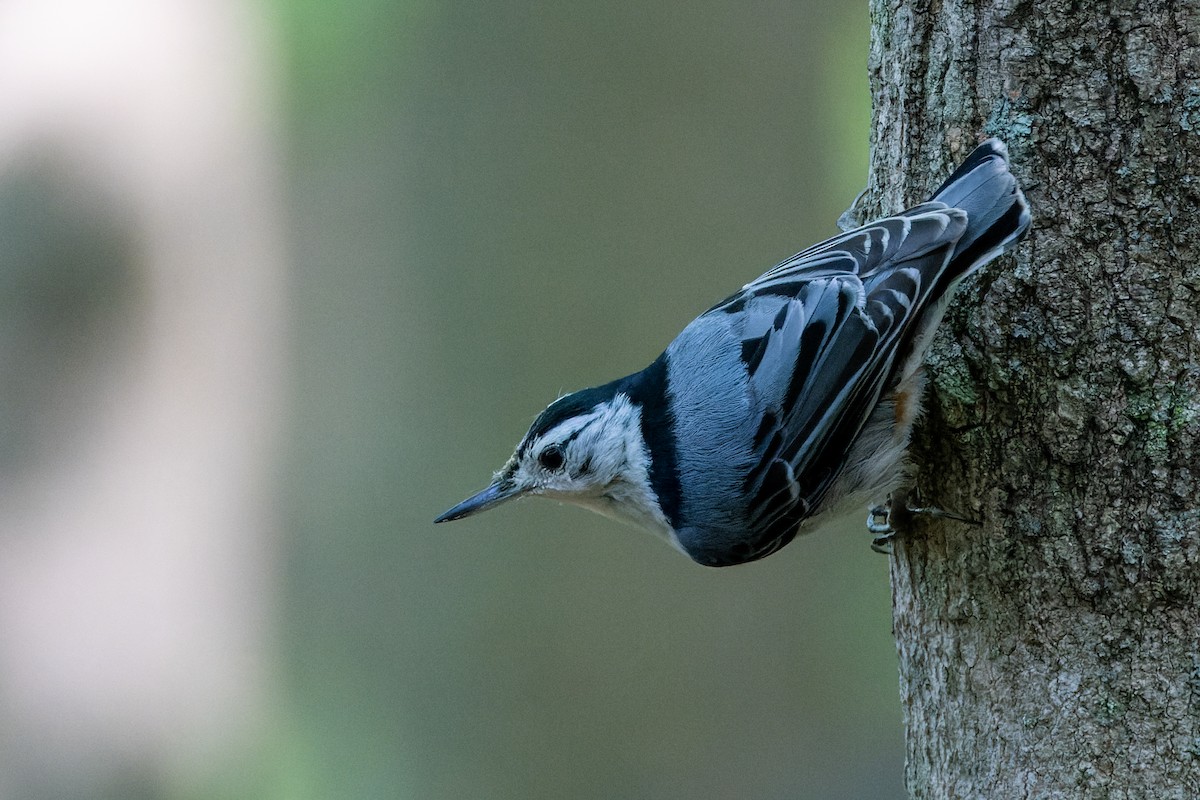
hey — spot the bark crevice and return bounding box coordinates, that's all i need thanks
[869,1,1200,796]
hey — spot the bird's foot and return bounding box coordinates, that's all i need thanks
[866,491,980,555]
[868,503,896,554]
[836,188,869,232]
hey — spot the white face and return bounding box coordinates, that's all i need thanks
[436,393,675,546]
[498,394,672,544]
[509,396,639,502]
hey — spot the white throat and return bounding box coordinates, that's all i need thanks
[556,395,679,549]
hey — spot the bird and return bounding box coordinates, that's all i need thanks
[435,139,1031,567]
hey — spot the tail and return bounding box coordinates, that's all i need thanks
[873,140,1031,392]
[931,138,1031,280]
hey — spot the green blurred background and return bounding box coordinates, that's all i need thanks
[0,0,903,797]
[280,1,896,798]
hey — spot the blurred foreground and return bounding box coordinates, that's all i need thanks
[0,0,282,797]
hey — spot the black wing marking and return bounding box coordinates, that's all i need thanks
[708,207,969,552]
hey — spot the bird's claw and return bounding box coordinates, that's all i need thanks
[866,493,980,555]
[866,503,892,534]
[867,504,895,554]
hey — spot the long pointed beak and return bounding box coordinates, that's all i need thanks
[434,478,524,523]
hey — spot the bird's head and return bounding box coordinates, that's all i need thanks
[435,382,672,537]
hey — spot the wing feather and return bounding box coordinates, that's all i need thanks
[706,206,969,546]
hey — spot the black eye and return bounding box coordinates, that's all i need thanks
[538,445,565,471]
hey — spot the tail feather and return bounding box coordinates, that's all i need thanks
[881,139,1032,390]
[932,138,1031,280]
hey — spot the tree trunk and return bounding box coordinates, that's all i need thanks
[863,1,1200,796]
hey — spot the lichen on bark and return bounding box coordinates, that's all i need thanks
[866,0,1200,796]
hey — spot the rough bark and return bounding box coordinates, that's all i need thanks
[863,1,1200,797]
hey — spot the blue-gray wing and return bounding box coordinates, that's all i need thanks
[707,206,969,558]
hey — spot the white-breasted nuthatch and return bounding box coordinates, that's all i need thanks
[436,139,1030,566]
